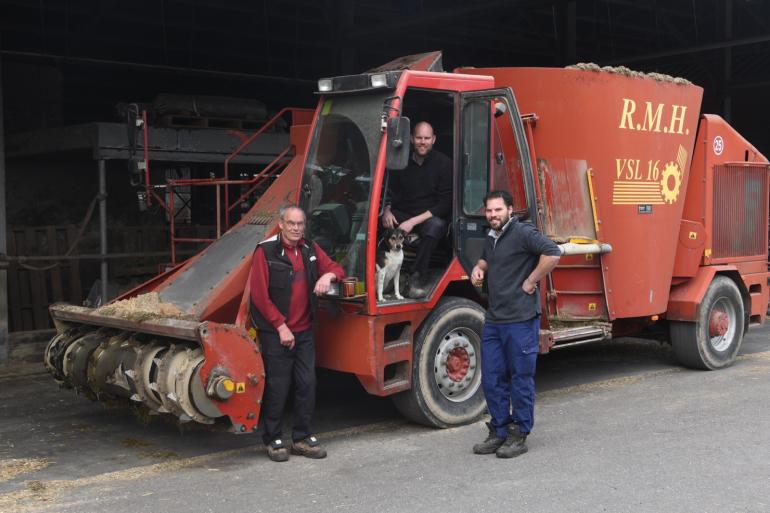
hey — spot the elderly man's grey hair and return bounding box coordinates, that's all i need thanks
[278,204,306,221]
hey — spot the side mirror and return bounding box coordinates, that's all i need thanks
[493,101,507,118]
[386,116,411,170]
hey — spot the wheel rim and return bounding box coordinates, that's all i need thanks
[433,327,481,402]
[707,296,738,352]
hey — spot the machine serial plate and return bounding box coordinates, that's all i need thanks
[637,204,653,214]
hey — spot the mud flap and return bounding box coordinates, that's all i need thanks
[198,321,265,433]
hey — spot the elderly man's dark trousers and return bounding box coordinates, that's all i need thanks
[259,329,316,445]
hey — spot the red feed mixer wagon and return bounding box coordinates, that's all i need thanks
[45,52,769,433]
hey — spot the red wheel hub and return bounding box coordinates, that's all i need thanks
[445,347,470,381]
[709,310,729,337]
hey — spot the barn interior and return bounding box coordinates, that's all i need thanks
[2,0,769,359]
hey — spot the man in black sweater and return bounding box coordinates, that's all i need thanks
[470,190,560,458]
[382,121,452,296]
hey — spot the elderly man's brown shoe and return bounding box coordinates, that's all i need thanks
[291,435,327,459]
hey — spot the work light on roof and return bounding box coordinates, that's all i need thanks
[317,79,333,92]
[370,73,388,88]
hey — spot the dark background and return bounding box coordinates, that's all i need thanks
[2,0,770,333]
[1,0,769,152]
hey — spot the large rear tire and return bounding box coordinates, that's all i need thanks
[392,297,486,427]
[670,276,744,370]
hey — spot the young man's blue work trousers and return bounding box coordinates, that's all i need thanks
[481,317,540,439]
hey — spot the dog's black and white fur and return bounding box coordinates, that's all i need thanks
[376,228,405,302]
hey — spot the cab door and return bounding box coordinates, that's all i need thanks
[455,88,538,274]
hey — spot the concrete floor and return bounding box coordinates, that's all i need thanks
[1,324,769,513]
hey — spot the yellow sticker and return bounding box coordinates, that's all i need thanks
[236,382,246,393]
[247,327,257,340]
[688,231,697,240]
[588,303,597,311]
[321,100,333,116]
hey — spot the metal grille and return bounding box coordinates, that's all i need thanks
[712,164,769,259]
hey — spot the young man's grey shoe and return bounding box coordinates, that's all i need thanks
[496,424,528,459]
[472,422,505,454]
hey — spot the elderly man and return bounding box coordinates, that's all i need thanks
[382,121,452,297]
[250,205,345,462]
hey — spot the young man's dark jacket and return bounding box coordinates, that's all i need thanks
[481,218,561,323]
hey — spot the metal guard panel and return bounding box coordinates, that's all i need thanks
[712,164,770,259]
[159,223,267,312]
[199,322,264,433]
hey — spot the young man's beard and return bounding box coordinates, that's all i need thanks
[489,213,510,230]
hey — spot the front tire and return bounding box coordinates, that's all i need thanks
[392,297,486,427]
[670,276,745,370]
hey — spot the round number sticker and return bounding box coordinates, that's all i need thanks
[713,135,724,156]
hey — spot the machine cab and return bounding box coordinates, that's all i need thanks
[299,67,537,313]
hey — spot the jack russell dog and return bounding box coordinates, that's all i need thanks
[376,228,406,302]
